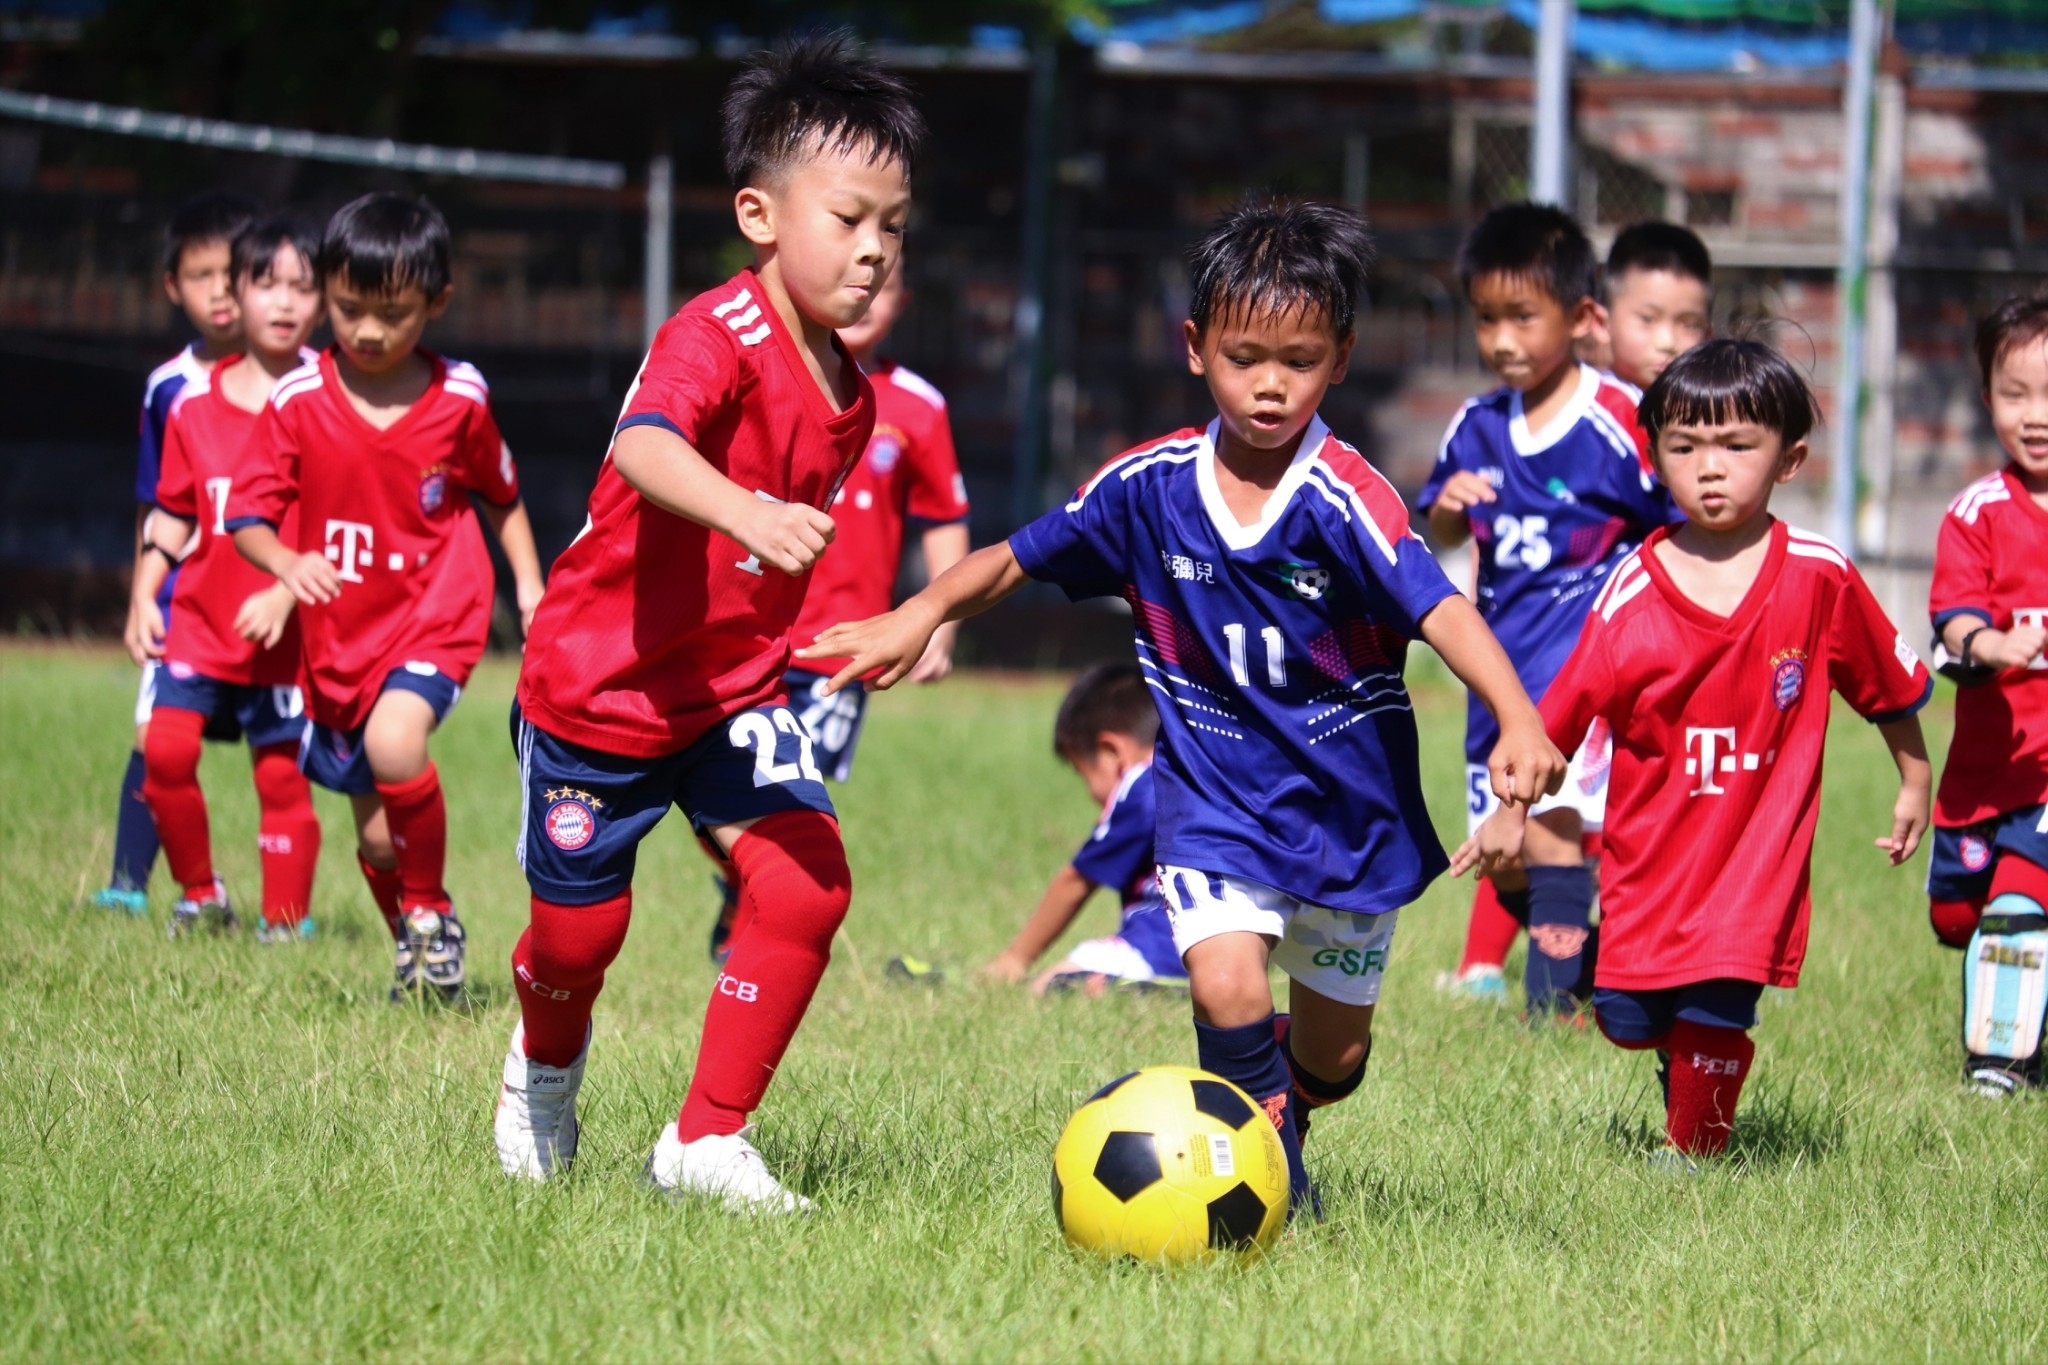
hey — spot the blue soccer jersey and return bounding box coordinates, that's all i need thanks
[1417,363,1678,762]
[1012,417,1459,916]
[1071,761,1162,918]
[137,345,208,611]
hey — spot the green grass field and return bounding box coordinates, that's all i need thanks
[1,643,2040,1362]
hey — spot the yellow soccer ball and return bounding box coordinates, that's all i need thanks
[1051,1065,1289,1263]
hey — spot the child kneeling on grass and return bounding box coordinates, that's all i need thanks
[1457,337,1934,1165]
[807,199,1563,1215]
[981,663,1185,995]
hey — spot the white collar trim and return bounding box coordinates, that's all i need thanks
[1509,363,1600,456]
[1194,415,1332,551]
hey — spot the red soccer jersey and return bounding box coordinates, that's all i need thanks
[1600,370,1656,472]
[228,349,519,731]
[1543,520,1933,990]
[791,360,969,673]
[155,366,301,687]
[1931,467,2048,825]
[517,271,875,757]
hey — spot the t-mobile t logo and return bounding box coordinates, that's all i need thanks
[1684,727,1738,796]
[325,520,375,582]
[2017,608,2048,669]
[1684,726,1778,796]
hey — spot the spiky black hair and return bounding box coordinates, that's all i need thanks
[721,28,927,190]
[1053,663,1159,761]
[1637,337,1820,449]
[1607,220,1713,290]
[1186,199,1375,336]
[230,214,323,288]
[1456,201,1596,308]
[162,191,259,275]
[1975,293,2048,391]
[315,193,451,298]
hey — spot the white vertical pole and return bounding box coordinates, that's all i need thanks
[1530,0,1574,206]
[1860,49,1905,566]
[1831,0,1881,557]
[643,153,673,354]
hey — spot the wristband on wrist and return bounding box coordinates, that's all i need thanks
[142,541,178,566]
[1958,625,1989,667]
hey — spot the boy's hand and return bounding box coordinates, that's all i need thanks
[233,582,297,649]
[977,951,1031,985]
[734,498,835,576]
[798,601,943,696]
[516,579,545,637]
[1450,805,1528,879]
[126,596,167,664]
[1431,471,1498,517]
[1876,777,1931,866]
[1984,624,2047,671]
[279,550,343,605]
[1488,714,1567,806]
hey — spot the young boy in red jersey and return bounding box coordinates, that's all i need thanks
[1924,295,2048,1098]
[130,216,323,940]
[1458,338,1934,1164]
[1420,204,1678,1015]
[228,194,545,996]
[94,193,256,917]
[1446,220,1711,999]
[703,257,969,964]
[494,33,923,1211]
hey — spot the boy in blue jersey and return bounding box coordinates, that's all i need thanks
[807,200,1564,1213]
[92,192,257,916]
[982,663,1184,994]
[1419,203,1678,1016]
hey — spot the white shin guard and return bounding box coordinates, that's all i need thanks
[1962,894,2048,1082]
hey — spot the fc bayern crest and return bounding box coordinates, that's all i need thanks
[1960,834,1992,873]
[545,796,596,851]
[418,471,449,515]
[867,435,901,475]
[1769,649,1808,711]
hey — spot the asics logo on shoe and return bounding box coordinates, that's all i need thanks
[715,973,760,1002]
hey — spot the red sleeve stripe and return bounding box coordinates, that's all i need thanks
[1065,430,1204,510]
[1310,438,1418,566]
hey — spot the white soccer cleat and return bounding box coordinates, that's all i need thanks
[494,1023,585,1181]
[645,1123,814,1215]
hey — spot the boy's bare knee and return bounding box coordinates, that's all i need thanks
[1522,809,1585,867]
[362,691,436,782]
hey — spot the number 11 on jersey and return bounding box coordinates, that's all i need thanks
[1223,622,1287,688]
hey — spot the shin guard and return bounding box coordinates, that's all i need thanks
[1961,891,2048,1091]
[1198,1015,1311,1214]
[514,892,633,1069]
[1525,865,1594,1015]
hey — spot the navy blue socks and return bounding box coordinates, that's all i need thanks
[1196,1014,1310,1213]
[1525,864,1594,1015]
[110,749,159,892]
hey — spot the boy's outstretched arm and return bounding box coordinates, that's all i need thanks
[1419,592,1566,805]
[981,865,1095,984]
[798,540,1032,694]
[612,424,835,576]
[233,522,341,605]
[1875,715,1933,865]
[481,498,546,634]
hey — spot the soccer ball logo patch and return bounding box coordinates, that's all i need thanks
[1287,564,1330,600]
[418,471,449,515]
[544,793,597,851]
[1960,834,1991,873]
[1769,648,1808,710]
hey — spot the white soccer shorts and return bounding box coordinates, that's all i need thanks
[1157,865,1399,1007]
[1465,717,1611,835]
[1061,934,1164,983]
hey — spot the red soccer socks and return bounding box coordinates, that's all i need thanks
[1929,899,1984,949]
[1664,1020,1756,1157]
[252,742,318,928]
[357,852,405,940]
[1458,877,1523,975]
[141,707,214,898]
[676,813,852,1141]
[375,763,449,913]
[513,891,634,1068]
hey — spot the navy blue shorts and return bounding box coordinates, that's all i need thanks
[1927,805,2048,903]
[512,699,836,905]
[299,664,463,796]
[1593,979,1764,1044]
[153,666,307,750]
[784,667,870,783]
